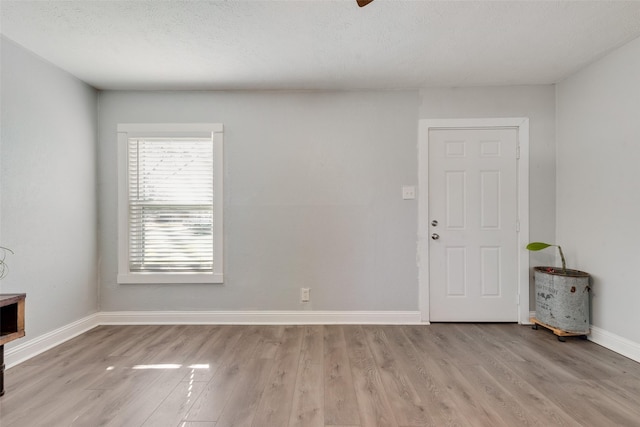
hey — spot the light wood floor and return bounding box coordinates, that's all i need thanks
[1,324,640,427]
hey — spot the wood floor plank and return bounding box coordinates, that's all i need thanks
[462,363,545,426]
[70,367,184,426]
[0,360,79,405]
[501,323,622,380]
[384,325,471,427]
[465,324,528,364]
[437,358,512,427]
[453,325,582,427]
[165,325,224,364]
[251,325,285,359]
[252,326,303,426]
[558,378,640,426]
[508,360,622,426]
[403,325,508,427]
[142,380,208,427]
[323,325,361,426]
[138,325,201,364]
[401,324,452,360]
[27,389,109,427]
[473,325,638,426]
[215,357,274,427]
[179,325,244,383]
[482,324,580,383]
[104,370,196,427]
[102,369,189,427]
[289,326,324,427]
[0,365,106,426]
[184,326,264,422]
[571,339,640,381]
[600,374,640,412]
[362,326,430,426]
[530,339,624,380]
[107,325,174,358]
[342,325,398,427]
[19,325,121,367]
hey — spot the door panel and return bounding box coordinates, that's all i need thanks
[429,128,518,322]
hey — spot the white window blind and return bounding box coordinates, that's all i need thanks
[128,137,214,272]
[118,123,223,284]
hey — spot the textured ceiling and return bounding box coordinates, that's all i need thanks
[2,0,640,90]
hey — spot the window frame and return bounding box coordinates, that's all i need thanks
[117,123,224,284]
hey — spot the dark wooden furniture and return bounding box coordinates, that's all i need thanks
[0,293,26,397]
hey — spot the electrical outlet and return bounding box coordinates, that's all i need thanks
[402,185,416,200]
[300,287,310,303]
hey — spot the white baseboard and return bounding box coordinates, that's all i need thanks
[4,310,422,369]
[588,325,640,364]
[98,310,423,325]
[5,313,100,369]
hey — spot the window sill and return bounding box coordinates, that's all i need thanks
[117,273,224,284]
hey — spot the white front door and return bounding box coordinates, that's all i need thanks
[427,127,518,321]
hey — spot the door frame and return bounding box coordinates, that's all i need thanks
[418,118,530,324]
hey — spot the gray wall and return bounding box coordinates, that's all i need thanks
[98,91,420,311]
[418,85,557,308]
[0,38,557,321]
[0,38,99,343]
[556,35,640,344]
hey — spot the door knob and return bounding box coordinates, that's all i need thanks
[431,233,440,240]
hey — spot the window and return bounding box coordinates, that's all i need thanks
[117,123,223,284]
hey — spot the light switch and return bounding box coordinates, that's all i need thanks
[402,186,416,200]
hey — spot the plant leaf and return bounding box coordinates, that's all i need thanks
[526,242,552,251]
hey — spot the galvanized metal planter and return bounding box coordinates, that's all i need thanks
[534,266,590,334]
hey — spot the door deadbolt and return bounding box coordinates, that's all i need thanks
[431,220,438,227]
[431,233,440,240]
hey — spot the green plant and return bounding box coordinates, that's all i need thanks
[0,246,14,279]
[526,242,566,274]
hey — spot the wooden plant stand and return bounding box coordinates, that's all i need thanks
[530,317,589,342]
